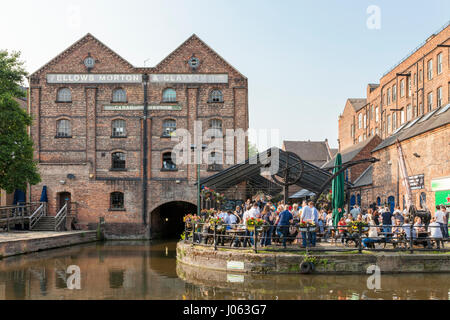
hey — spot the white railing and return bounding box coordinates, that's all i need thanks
[55,203,68,231]
[29,203,45,230]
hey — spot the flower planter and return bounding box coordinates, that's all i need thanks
[298,227,308,232]
[247,226,255,232]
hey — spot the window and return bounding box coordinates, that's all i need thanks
[162,88,176,102]
[111,152,126,170]
[162,119,176,137]
[112,119,126,137]
[208,152,223,171]
[392,113,397,130]
[419,103,424,115]
[112,88,127,102]
[210,119,223,136]
[363,114,367,128]
[406,105,412,121]
[110,192,124,210]
[370,105,374,120]
[427,92,433,111]
[400,110,405,124]
[387,88,391,104]
[400,79,405,97]
[387,114,391,133]
[408,78,412,97]
[56,119,71,137]
[162,152,176,170]
[437,87,442,107]
[419,69,423,82]
[375,127,379,135]
[437,53,442,74]
[413,73,417,86]
[392,85,397,101]
[370,128,374,137]
[209,90,223,102]
[358,135,362,142]
[350,124,355,138]
[375,106,379,122]
[358,113,362,129]
[57,88,71,102]
[427,59,433,80]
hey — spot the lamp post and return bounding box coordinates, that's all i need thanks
[142,74,149,228]
[191,144,207,216]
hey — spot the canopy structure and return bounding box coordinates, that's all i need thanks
[200,148,352,197]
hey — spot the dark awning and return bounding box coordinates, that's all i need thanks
[200,147,352,194]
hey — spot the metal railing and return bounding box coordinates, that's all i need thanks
[29,202,46,230]
[55,202,68,231]
[183,221,449,254]
[0,202,43,231]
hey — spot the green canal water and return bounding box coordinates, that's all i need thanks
[0,241,448,300]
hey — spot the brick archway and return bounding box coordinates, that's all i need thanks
[149,201,197,239]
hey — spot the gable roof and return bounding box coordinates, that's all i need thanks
[282,140,333,167]
[30,33,135,77]
[372,104,450,153]
[322,135,380,169]
[153,34,247,79]
[347,98,367,112]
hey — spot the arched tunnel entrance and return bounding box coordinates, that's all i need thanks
[150,201,197,239]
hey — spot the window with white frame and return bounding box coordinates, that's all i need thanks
[400,110,405,124]
[363,114,367,128]
[351,124,354,138]
[427,92,433,111]
[406,105,412,121]
[56,119,71,137]
[375,106,379,122]
[112,88,127,102]
[387,88,391,104]
[419,103,424,115]
[57,88,71,102]
[162,88,177,102]
[210,119,223,136]
[392,113,397,130]
[209,90,223,103]
[358,135,362,142]
[408,78,412,97]
[387,114,391,133]
[162,119,176,137]
[393,84,397,101]
[400,79,405,97]
[437,53,442,74]
[437,87,442,107]
[358,113,362,129]
[112,119,126,137]
[427,59,433,80]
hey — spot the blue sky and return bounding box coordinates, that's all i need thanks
[1,0,449,149]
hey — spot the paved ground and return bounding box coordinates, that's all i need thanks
[0,231,91,243]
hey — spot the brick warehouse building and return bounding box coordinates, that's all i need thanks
[337,22,450,212]
[28,33,248,239]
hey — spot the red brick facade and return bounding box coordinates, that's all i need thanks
[28,33,248,238]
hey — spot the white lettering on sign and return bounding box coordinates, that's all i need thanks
[47,74,142,84]
[227,261,244,271]
[150,74,228,83]
[103,105,182,111]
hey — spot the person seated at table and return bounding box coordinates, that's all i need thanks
[402,217,417,244]
[337,216,349,245]
[428,217,444,249]
[391,218,405,248]
[414,216,428,248]
[362,214,380,249]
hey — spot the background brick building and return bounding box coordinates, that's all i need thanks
[337,22,450,212]
[28,33,248,239]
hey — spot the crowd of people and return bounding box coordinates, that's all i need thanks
[187,197,449,250]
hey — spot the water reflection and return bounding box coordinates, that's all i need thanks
[0,241,448,300]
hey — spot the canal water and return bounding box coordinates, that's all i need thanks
[0,241,448,300]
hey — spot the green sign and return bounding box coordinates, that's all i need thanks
[435,190,450,206]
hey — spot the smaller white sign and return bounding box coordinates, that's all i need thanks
[227,274,244,283]
[227,261,244,271]
[103,105,182,111]
[150,73,228,84]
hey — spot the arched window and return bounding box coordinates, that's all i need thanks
[111,152,126,170]
[209,90,223,102]
[112,88,127,102]
[57,88,71,102]
[350,195,356,207]
[419,192,426,209]
[162,152,176,170]
[209,119,222,136]
[376,197,381,206]
[110,192,124,210]
[112,119,126,137]
[357,194,361,206]
[162,119,176,137]
[56,119,71,137]
[162,88,176,102]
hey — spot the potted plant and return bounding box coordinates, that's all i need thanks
[298,221,308,232]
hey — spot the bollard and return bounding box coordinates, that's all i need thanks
[358,225,362,254]
[213,225,217,251]
[254,229,258,253]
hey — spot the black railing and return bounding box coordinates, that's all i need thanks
[183,222,449,254]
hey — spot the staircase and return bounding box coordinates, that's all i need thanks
[32,216,56,231]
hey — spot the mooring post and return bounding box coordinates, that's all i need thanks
[358,225,362,254]
[213,225,217,251]
[254,230,258,253]
[410,223,414,254]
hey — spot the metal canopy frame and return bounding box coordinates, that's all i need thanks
[199,148,353,197]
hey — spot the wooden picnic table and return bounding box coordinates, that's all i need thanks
[226,228,247,247]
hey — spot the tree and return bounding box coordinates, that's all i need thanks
[248,142,259,158]
[0,50,40,194]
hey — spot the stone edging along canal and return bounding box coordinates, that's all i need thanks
[177,241,450,274]
[0,231,98,259]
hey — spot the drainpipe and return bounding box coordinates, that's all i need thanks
[142,74,149,230]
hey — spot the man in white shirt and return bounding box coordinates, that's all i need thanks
[350,205,360,219]
[242,202,259,247]
[428,217,443,249]
[435,205,448,239]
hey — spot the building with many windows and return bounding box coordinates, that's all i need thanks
[338,22,450,212]
[28,33,248,238]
